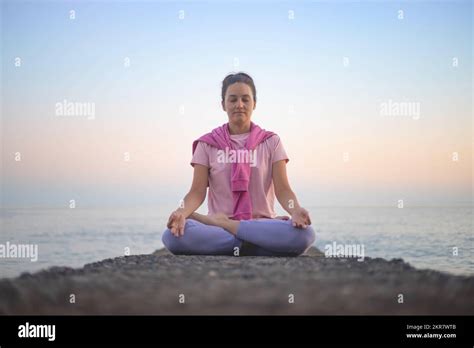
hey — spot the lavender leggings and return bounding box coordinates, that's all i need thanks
[162,218,316,257]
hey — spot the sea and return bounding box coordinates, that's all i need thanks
[0,206,472,279]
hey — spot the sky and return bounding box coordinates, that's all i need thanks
[1,0,472,208]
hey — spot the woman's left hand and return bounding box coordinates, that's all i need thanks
[291,207,312,229]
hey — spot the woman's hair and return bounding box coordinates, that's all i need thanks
[221,72,257,103]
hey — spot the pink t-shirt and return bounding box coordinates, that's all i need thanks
[191,133,289,219]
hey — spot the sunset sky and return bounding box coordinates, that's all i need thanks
[1,0,472,208]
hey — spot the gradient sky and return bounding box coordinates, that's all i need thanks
[1,0,472,208]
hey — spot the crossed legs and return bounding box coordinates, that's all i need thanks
[162,212,315,257]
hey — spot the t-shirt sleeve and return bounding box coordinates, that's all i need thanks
[271,135,289,164]
[191,141,210,167]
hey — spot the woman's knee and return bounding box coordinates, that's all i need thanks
[161,220,203,255]
[162,228,187,255]
[291,225,316,255]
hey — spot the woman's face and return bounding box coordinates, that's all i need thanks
[222,82,256,126]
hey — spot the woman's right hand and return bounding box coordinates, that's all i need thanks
[167,210,186,237]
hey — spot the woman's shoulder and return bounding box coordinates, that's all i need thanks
[195,140,219,153]
[262,133,282,149]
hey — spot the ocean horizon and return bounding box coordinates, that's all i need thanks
[0,205,472,278]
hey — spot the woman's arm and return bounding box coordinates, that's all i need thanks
[178,164,209,217]
[167,164,208,236]
[272,160,299,214]
[272,160,311,228]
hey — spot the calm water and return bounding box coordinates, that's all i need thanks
[0,206,472,278]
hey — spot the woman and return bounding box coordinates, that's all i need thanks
[162,72,315,256]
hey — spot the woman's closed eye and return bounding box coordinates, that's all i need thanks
[230,99,249,103]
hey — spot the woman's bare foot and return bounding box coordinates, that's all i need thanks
[189,212,214,225]
[189,212,239,235]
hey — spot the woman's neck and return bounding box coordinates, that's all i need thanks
[228,122,251,135]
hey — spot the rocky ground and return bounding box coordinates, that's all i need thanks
[0,247,473,315]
